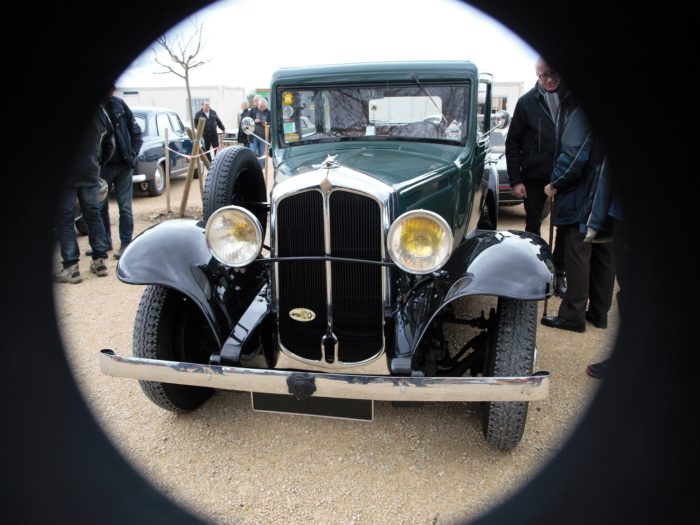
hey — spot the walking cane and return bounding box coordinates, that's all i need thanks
[543,195,555,318]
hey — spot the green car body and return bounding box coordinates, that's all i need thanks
[107,61,555,450]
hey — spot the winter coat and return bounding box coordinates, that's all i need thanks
[505,82,558,186]
[194,108,225,138]
[250,108,271,140]
[71,106,115,185]
[550,104,604,227]
[237,108,252,145]
[105,96,142,168]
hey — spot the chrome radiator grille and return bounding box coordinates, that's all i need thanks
[276,189,383,364]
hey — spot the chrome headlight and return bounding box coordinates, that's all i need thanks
[387,210,453,274]
[205,206,263,267]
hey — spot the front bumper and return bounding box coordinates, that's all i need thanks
[100,350,550,402]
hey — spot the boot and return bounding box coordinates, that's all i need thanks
[554,270,567,298]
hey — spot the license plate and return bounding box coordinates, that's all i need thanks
[251,393,373,422]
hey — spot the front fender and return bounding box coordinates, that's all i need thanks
[392,230,553,366]
[117,219,266,347]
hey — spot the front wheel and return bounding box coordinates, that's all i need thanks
[482,297,538,450]
[133,285,217,412]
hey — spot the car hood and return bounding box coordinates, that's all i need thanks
[275,143,461,188]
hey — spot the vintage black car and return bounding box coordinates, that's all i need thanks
[102,62,554,450]
[131,106,196,196]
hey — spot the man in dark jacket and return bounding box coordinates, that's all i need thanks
[194,100,225,161]
[506,58,567,296]
[54,106,114,283]
[541,100,615,333]
[98,88,143,259]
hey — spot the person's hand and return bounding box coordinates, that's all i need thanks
[544,183,557,197]
[512,183,527,198]
[255,118,261,123]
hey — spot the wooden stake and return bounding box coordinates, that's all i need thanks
[180,117,206,217]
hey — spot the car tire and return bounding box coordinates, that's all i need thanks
[482,297,538,450]
[478,196,498,230]
[147,164,166,197]
[74,215,88,236]
[203,146,267,233]
[133,284,216,412]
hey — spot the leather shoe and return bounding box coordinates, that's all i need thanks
[541,315,585,333]
[586,359,609,379]
[554,271,567,298]
[585,311,608,329]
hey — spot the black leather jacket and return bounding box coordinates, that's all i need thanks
[194,108,225,138]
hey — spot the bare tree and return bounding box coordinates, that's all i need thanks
[154,21,208,131]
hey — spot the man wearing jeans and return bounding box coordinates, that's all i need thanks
[55,106,114,283]
[99,87,143,259]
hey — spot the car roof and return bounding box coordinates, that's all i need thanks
[271,61,478,87]
[130,106,179,114]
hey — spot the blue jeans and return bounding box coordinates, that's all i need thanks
[249,136,266,169]
[100,163,134,248]
[57,182,110,266]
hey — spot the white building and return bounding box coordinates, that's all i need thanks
[492,81,525,116]
[116,85,247,132]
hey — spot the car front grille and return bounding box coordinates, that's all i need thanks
[276,189,383,364]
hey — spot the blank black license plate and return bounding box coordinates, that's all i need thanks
[251,393,373,421]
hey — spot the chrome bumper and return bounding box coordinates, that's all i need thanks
[100,349,550,402]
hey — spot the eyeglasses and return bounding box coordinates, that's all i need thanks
[538,71,560,80]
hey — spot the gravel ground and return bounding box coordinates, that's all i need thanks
[55,174,615,524]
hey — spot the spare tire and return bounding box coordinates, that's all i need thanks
[202,147,267,236]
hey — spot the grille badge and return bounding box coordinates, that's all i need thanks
[289,308,316,322]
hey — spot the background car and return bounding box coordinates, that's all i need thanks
[131,106,196,196]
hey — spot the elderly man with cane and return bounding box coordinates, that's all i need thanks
[541,96,614,333]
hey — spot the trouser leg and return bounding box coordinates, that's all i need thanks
[76,182,110,259]
[56,188,80,267]
[558,225,591,324]
[552,226,566,272]
[111,164,134,247]
[587,236,615,320]
[523,181,547,236]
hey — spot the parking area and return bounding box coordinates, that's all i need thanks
[55,174,615,525]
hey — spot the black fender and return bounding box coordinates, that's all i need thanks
[117,219,267,347]
[391,230,553,371]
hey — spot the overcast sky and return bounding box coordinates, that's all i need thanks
[118,0,540,93]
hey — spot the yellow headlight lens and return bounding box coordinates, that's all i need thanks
[387,210,453,274]
[205,206,263,267]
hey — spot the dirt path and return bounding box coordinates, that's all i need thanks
[54,176,615,524]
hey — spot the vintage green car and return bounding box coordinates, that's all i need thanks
[101,61,554,450]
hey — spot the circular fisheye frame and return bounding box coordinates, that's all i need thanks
[205,206,263,267]
[387,210,454,274]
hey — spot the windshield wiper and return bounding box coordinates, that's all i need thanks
[410,73,448,125]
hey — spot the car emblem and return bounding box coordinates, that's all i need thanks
[289,308,316,322]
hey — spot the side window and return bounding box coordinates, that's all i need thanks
[134,115,146,135]
[168,113,184,133]
[156,113,172,137]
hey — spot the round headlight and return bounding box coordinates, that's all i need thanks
[387,210,453,274]
[205,206,263,267]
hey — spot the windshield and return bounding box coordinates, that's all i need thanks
[276,82,469,147]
